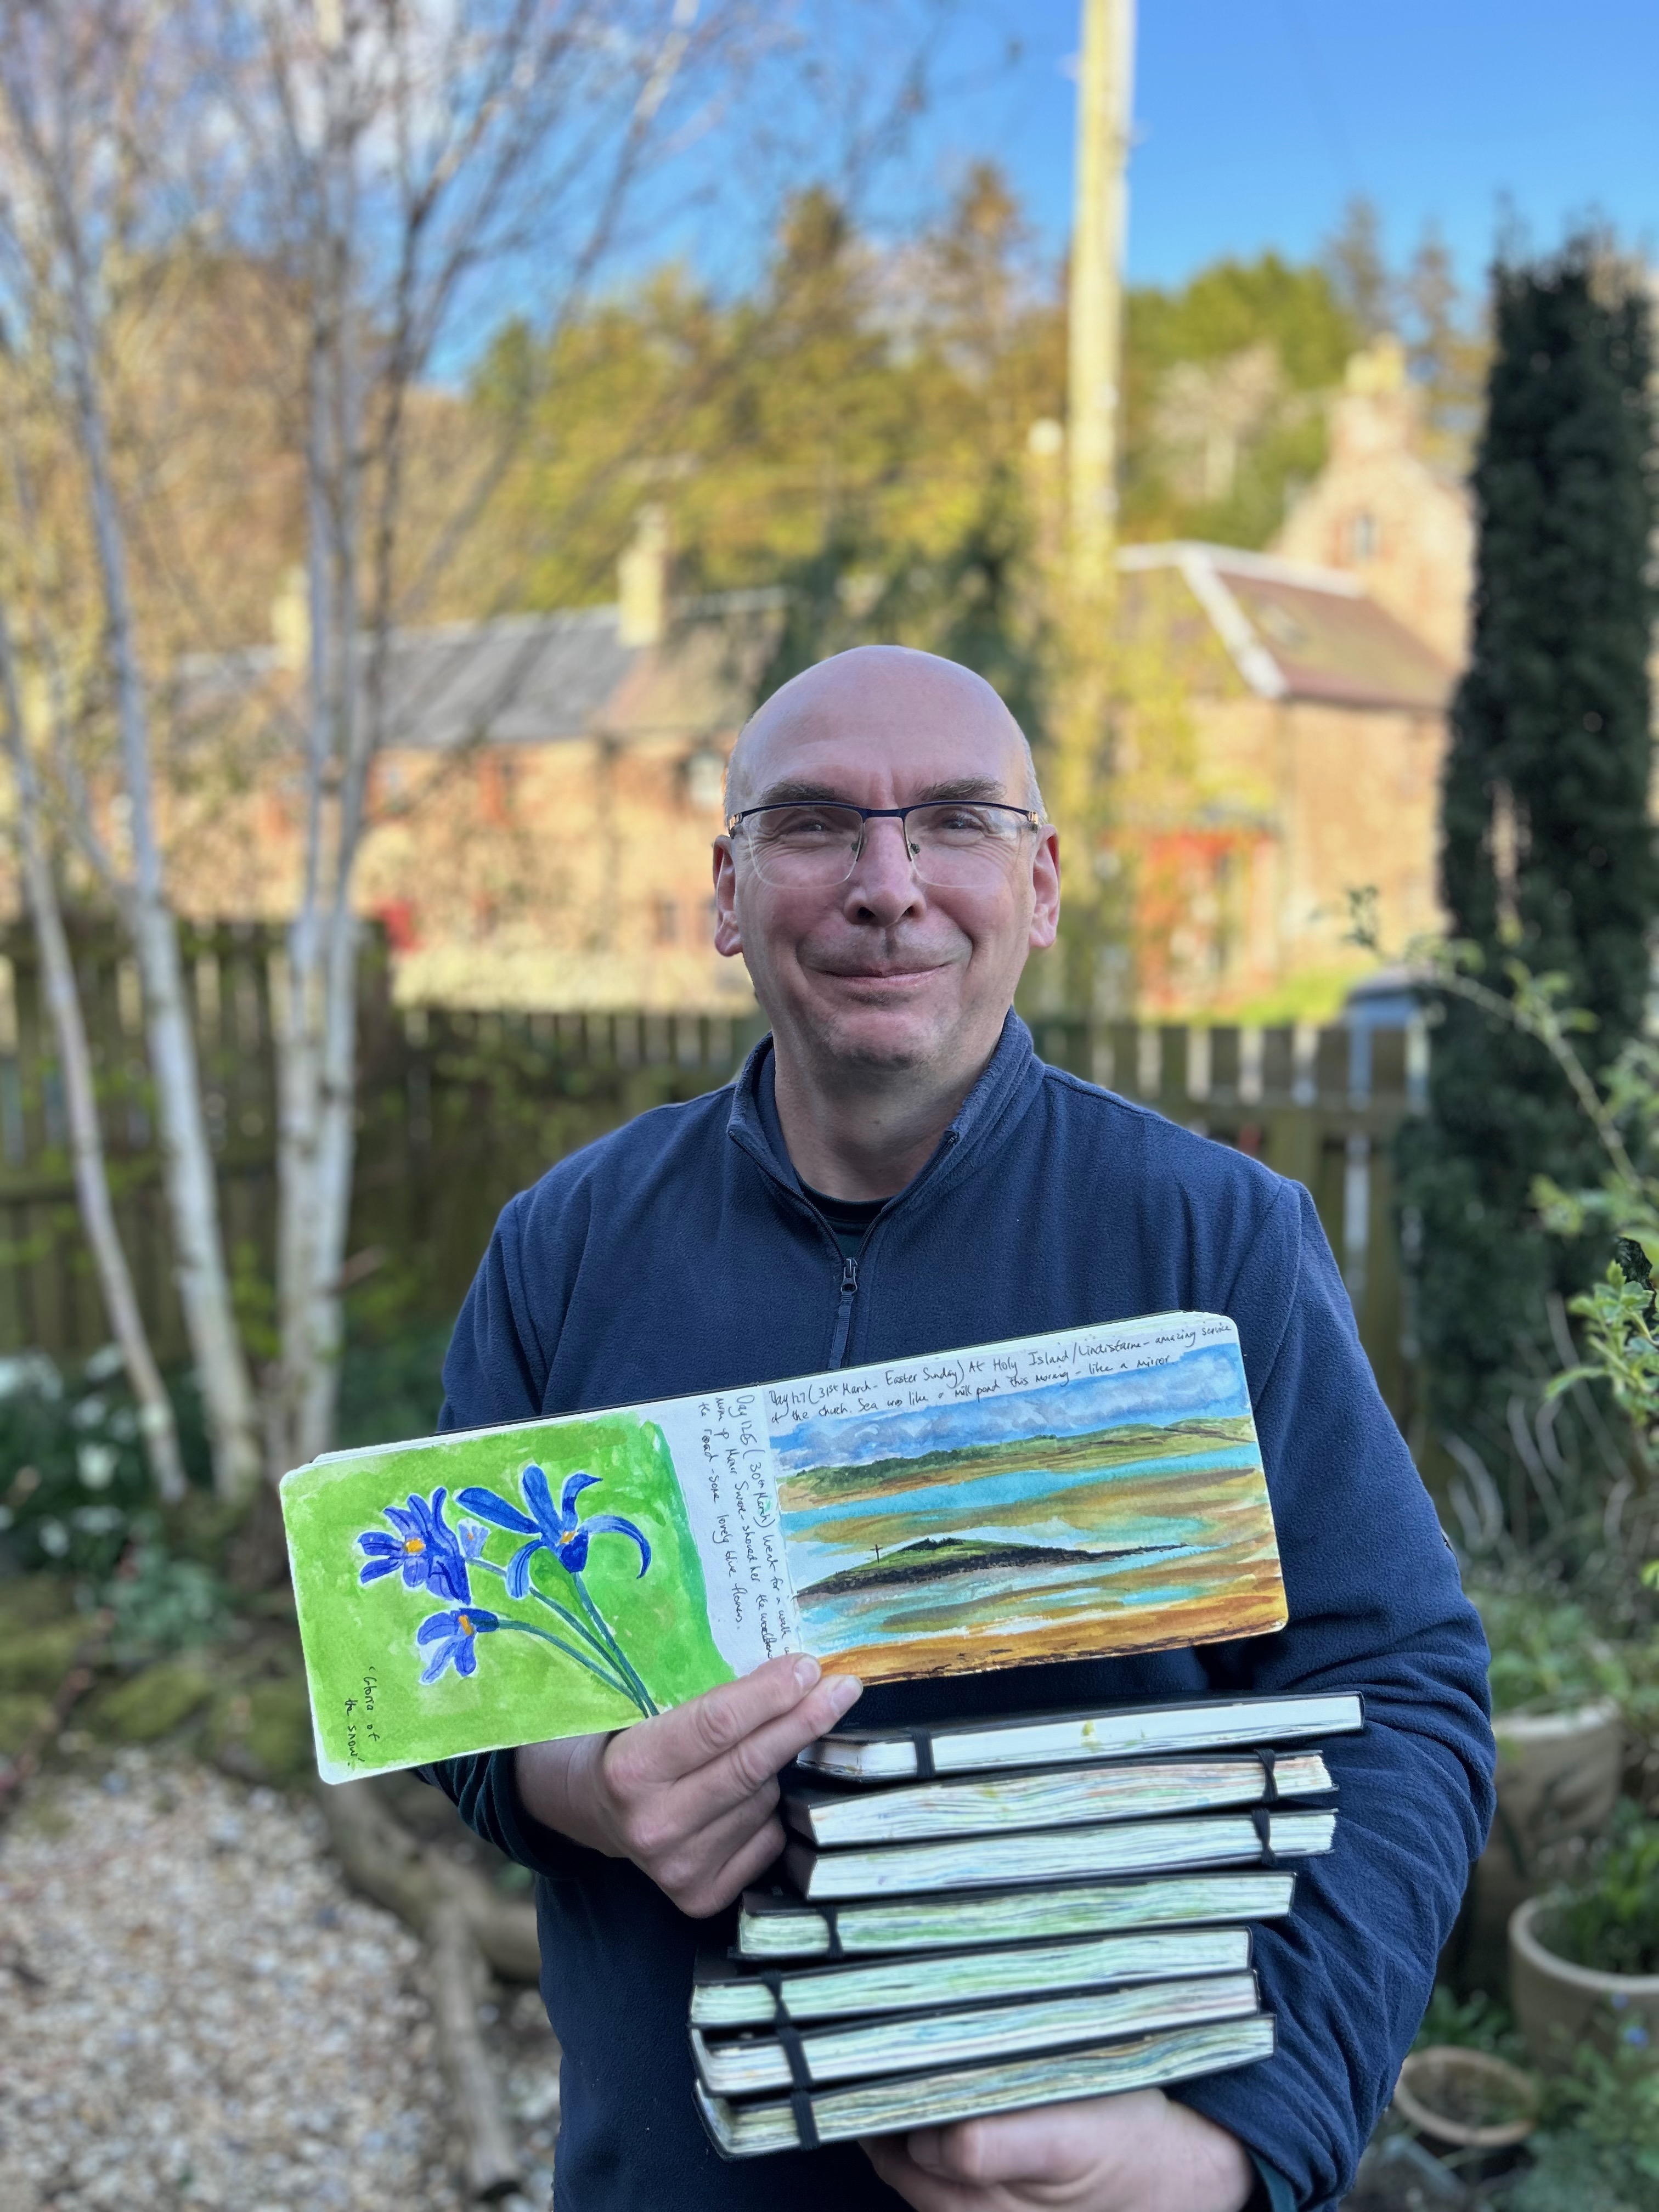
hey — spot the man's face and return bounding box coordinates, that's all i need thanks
[711,657,1060,1083]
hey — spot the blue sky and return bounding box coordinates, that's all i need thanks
[453,4,1657,368]
[889,0,1659,292]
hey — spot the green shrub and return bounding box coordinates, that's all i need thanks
[1472,1586,1631,1716]
[1506,2041,1659,2212]
[89,1659,214,1743]
[104,1525,232,1667]
[0,1346,166,1578]
[1414,1982,1527,2062]
[1539,1803,1659,1978]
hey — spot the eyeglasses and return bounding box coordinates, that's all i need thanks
[725,799,1045,892]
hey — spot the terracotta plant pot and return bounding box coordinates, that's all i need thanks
[1392,2046,1538,2149]
[1509,1893,1659,2071]
[1462,1697,1623,1987]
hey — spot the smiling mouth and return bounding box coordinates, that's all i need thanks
[817,965,945,984]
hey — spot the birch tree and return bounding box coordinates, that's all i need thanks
[229,0,743,1475]
[0,0,748,1496]
[0,5,267,1499]
[0,581,188,1502]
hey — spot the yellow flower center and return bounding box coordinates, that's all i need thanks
[403,1536,426,1554]
[458,1614,475,1637]
[557,1529,576,1546]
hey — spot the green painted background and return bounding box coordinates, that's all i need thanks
[283,1412,734,1780]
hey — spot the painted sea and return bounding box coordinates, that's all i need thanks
[772,1340,1286,1682]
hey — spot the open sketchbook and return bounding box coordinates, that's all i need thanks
[280,1310,1286,1782]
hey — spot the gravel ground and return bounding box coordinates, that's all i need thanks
[0,1750,558,2212]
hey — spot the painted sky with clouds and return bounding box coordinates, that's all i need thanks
[772,1340,1250,1477]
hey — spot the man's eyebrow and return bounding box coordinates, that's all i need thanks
[744,774,1011,808]
[910,776,1008,802]
[748,779,845,807]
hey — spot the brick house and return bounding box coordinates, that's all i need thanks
[174,523,774,1014]
[1112,541,1454,1017]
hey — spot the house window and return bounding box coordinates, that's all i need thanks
[685,748,727,814]
[653,898,680,946]
[1350,511,1380,562]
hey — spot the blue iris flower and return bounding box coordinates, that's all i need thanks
[458,1465,651,1598]
[357,1487,473,1605]
[416,1606,500,1682]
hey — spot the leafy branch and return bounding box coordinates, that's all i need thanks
[1347,890,1659,1472]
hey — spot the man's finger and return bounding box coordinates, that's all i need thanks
[909,2095,1149,2186]
[861,2133,961,2212]
[617,1655,834,1787]
[641,1786,783,1896]
[688,1668,862,1807]
[686,1813,794,1918]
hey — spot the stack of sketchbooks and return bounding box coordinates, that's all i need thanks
[692,1689,1362,2158]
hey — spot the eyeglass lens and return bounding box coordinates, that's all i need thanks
[741,803,1029,889]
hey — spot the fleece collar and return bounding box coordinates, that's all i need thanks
[724,1008,1042,1219]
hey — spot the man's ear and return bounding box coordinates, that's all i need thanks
[712,837,743,957]
[1028,826,1060,951]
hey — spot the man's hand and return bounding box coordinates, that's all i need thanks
[514,1654,861,1917]
[862,2092,1256,2212]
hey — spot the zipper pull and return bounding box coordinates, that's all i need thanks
[829,1254,859,1367]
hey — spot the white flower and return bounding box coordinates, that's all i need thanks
[0,1352,61,1402]
[77,1443,118,1490]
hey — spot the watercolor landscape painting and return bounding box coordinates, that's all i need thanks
[283,1410,735,1780]
[772,1337,1286,1683]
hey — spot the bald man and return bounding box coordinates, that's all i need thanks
[429,647,1493,2212]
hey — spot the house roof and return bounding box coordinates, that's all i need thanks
[178,589,782,752]
[1118,542,1454,713]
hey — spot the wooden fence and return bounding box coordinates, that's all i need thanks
[0,924,1425,1426]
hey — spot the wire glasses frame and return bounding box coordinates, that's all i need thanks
[724,799,1046,891]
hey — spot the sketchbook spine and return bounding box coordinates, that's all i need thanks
[784,1808,1336,1900]
[689,1970,1263,2097]
[734,1867,1303,1960]
[802,1692,1367,1784]
[693,2012,1279,2159]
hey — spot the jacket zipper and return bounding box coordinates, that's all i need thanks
[828,1254,859,1367]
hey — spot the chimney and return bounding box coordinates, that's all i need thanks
[617,504,670,647]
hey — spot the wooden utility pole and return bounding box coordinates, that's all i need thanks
[1047,0,1136,1020]
[1067,0,1135,592]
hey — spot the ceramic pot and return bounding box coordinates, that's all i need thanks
[1392,2046,1538,2149]
[1509,1893,1659,2071]
[1461,1697,1623,1988]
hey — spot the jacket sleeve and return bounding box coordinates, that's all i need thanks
[420,1194,598,1879]
[1174,1181,1496,2211]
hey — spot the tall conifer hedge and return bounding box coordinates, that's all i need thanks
[1401,240,1656,1476]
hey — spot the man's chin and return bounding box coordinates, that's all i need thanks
[805,1003,955,1073]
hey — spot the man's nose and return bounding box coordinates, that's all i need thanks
[842,814,924,921]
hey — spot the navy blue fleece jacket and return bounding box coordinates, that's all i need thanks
[426,1014,1494,2212]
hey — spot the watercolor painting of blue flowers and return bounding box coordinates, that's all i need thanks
[352,1463,660,1713]
[283,1409,734,1781]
